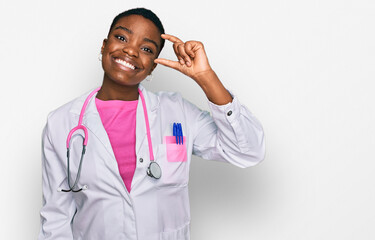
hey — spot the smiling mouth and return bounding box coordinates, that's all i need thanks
[114,58,137,70]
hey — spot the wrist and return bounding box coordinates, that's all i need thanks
[192,70,233,105]
[191,69,216,84]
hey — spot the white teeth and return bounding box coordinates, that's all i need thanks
[115,58,136,70]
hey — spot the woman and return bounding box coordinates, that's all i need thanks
[39,7,265,240]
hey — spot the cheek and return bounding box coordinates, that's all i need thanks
[143,56,156,72]
[101,56,111,72]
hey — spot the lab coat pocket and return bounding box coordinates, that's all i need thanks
[164,136,187,162]
[156,136,188,188]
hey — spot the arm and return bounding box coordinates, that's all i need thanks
[188,95,265,167]
[155,34,265,166]
[39,122,76,239]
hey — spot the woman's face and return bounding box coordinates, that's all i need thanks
[101,15,162,87]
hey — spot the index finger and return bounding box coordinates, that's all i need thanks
[161,34,183,44]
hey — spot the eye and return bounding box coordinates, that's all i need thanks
[115,35,127,42]
[141,47,154,54]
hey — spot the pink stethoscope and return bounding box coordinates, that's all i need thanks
[60,87,161,193]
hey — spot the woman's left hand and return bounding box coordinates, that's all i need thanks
[154,34,213,81]
[155,34,233,105]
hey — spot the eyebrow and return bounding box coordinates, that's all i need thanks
[115,26,132,34]
[144,38,159,51]
[114,25,160,51]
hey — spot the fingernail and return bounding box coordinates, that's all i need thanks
[180,59,185,64]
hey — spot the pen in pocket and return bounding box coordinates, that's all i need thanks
[173,123,183,145]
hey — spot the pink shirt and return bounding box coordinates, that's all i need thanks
[95,98,138,193]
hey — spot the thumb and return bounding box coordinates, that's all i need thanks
[154,58,181,71]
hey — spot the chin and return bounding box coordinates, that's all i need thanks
[113,77,144,87]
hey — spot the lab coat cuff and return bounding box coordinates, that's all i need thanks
[207,91,240,124]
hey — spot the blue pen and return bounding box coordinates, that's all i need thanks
[176,123,181,144]
[173,123,177,144]
[179,123,183,145]
[177,124,181,145]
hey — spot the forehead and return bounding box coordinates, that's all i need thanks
[112,15,161,37]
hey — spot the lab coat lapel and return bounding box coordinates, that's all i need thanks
[69,90,130,200]
[135,84,160,155]
[132,84,160,189]
[82,96,115,160]
[69,90,115,160]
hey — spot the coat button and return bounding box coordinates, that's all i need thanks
[139,158,143,163]
[227,110,232,116]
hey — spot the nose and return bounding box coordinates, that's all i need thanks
[122,45,139,58]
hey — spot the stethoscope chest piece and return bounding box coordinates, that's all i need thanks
[147,162,162,179]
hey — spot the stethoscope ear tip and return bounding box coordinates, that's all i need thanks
[57,188,62,192]
[82,185,88,190]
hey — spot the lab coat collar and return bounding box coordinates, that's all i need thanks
[69,84,159,116]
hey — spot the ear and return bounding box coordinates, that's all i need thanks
[149,62,157,75]
[101,39,107,54]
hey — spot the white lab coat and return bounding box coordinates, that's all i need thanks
[39,84,265,240]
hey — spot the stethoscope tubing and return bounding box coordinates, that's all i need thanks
[60,86,160,193]
[60,147,86,192]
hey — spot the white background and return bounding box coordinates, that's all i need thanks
[1,0,374,239]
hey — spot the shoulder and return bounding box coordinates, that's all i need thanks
[45,90,91,126]
[154,90,183,103]
[148,90,207,122]
[153,90,201,111]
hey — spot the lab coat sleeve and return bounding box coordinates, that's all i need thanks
[39,121,76,239]
[190,94,265,168]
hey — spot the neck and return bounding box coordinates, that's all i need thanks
[96,75,140,101]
